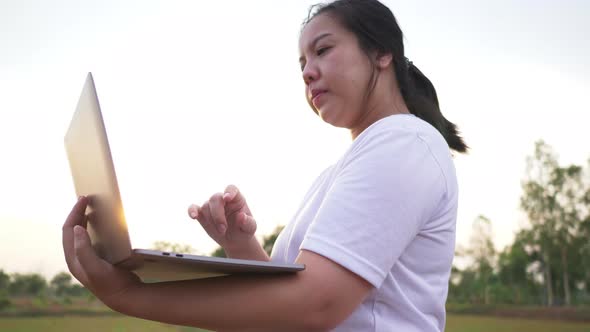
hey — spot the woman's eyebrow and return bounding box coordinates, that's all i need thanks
[299,33,333,64]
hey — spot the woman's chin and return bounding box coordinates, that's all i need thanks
[318,110,345,128]
[318,109,332,124]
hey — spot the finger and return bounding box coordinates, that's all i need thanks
[187,204,199,219]
[63,197,88,271]
[194,201,218,236]
[223,185,251,216]
[223,184,239,202]
[74,225,113,287]
[238,212,257,235]
[209,193,227,235]
[223,184,248,209]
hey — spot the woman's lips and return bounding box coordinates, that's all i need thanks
[311,90,327,108]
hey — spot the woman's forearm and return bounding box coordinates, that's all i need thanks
[114,271,328,331]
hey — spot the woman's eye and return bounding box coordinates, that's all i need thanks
[316,47,330,56]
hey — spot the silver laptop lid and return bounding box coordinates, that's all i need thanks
[64,73,132,264]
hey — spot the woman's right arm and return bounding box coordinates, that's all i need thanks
[188,184,270,261]
[64,197,373,331]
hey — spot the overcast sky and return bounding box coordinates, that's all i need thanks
[1,0,589,278]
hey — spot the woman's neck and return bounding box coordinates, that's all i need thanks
[349,84,410,140]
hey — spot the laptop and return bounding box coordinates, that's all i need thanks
[64,72,304,282]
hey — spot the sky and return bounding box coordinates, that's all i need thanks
[1,0,589,279]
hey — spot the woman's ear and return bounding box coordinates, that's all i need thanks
[376,53,393,69]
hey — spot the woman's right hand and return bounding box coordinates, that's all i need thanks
[188,185,268,261]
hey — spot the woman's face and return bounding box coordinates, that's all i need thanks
[299,14,374,129]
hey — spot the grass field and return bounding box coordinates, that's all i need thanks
[0,316,207,332]
[0,315,589,332]
[446,314,590,332]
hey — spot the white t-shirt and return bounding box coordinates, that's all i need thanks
[271,114,458,332]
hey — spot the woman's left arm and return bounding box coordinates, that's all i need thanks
[64,197,372,332]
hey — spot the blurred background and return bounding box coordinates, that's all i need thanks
[1,0,589,330]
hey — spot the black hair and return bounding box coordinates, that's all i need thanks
[304,0,468,153]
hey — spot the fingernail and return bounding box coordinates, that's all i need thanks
[188,205,198,219]
[223,193,231,200]
[217,224,227,234]
[74,226,83,239]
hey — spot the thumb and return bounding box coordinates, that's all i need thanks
[238,212,257,235]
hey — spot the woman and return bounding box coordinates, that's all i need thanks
[63,0,467,331]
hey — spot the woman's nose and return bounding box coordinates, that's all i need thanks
[302,62,318,85]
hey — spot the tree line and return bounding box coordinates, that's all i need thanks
[449,140,590,306]
[0,270,93,310]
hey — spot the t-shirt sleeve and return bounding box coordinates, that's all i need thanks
[300,128,446,288]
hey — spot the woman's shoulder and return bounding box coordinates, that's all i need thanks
[363,113,440,137]
[352,114,449,156]
[345,114,457,189]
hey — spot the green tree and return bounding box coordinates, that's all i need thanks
[8,273,47,297]
[521,140,558,305]
[211,246,226,258]
[553,164,585,305]
[0,270,9,291]
[455,215,497,304]
[570,158,590,303]
[50,272,73,297]
[520,140,590,306]
[262,226,284,256]
[210,226,285,258]
[152,241,197,254]
[0,270,10,310]
[496,229,541,304]
[471,215,496,304]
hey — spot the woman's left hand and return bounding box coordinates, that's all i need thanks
[62,197,141,310]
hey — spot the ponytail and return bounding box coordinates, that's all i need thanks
[398,60,468,153]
